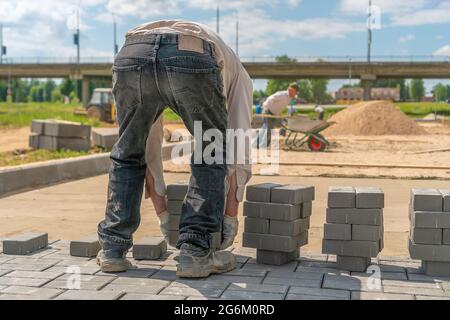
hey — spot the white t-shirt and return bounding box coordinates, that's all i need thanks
[263,91,290,116]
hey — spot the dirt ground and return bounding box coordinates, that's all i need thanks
[0,127,30,153]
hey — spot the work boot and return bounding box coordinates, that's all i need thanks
[96,250,135,273]
[176,243,236,278]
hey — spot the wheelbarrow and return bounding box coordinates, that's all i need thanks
[280,115,335,152]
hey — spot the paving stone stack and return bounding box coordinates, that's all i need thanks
[29,120,91,152]
[409,188,450,276]
[91,128,119,149]
[166,181,222,249]
[242,183,314,265]
[322,187,384,272]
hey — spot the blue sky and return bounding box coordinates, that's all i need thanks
[1,0,450,93]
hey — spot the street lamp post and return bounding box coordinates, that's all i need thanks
[0,23,6,64]
[113,14,118,56]
[367,0,372,63]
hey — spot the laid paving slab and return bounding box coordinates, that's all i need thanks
[3,270,63,280]
[46,265,101,275]
[227,283,288,294]
[220,290,284,300]
[352,271,407,281]
[323,274,382,292]
[382,279,441,289]
[120,293,186,300]
[206,275,264,285]
[383,285,445,296]
[286,293,346,300]
[0,276,51,287]
[263,275,322,288]
[102,283,166,295]
[407,273,450,283]
[160,284,224,298]
[288,286,350,299]
[54,289,124,300]
[415,295,450,300]
[351,291,414,300]
[0,286,62,299]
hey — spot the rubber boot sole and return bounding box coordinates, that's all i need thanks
[176,260,236,278]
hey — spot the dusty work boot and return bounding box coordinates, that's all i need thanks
[96,250,135,273]
[176,243,236,278]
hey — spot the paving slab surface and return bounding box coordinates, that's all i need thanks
[0,241,449,300]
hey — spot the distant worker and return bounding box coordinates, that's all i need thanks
[254,83,299,148]
[315,105,325,120]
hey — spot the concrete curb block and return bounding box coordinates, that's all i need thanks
[0,141,194,197]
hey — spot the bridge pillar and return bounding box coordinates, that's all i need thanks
[360,74,376,101]
[82,77,90,108]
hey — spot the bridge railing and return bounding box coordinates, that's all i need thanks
[1,55,450,64]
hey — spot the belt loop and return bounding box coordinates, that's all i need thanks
[152,34,162,63]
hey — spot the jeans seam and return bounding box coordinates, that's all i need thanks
[98,230,132,245]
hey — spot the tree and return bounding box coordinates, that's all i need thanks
[297,80,312,102]
[60,79,75,97]
[409,79,425,102]
[310,79,329,104]
[265,55,297,96]
[433,83,447,102]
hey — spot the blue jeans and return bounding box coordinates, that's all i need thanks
[97,34,228,258]
[254,112,276,149]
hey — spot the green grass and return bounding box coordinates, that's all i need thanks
[0,102,101,128]
[0,102,184,128]
[395,102,450,118]
[0,147,106,167]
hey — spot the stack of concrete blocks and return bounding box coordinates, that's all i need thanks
[91,128,119,149]
[29,120,91,152]
[323,187,384,272]
[3,232,48,255]
[409,188,450,276]
[166,182,222,250]
[242,183,314,265]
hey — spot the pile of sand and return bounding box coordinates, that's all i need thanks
[323,101,428,136]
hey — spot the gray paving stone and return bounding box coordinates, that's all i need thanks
[408,239,450,261]
[382,279,441,289]
[206,275,264,284]
[411,227,443,245]
[46,265,101,275]
[70,235,101,258]
[167,200,183,215]
[326,208,382,226]
[168,214,181,231]
[3,270,63,280]
[2,232,48,255]
[323,223,351,241]
[336,255,371,272]
[220,289,284,300]
[352,271,408,281]
[407,272,450,283]
[328,187,355,208]
[1,286,62,299]
[37,135,90,151]
[43,120,91,138]
[168,230,179,247]
[444,229,450,245]
[355,187,384,209]
[441,189,450,212]
[271,185,315,204]
[246,183,284,202]
[323,274,382,292]
[133,237,167,260]
[0,257,13,264]
[415,295,450,300]
[227,282,288,294]
[256,249,298,265]
[288,286,350,299]
[150,266,178,281]
[0,262,57,272]
[91,128,118,149]
[411,211,450,229]
[160,284,223,298]
[31,120,45,135]
[120,293,186,300]
[166,182,189,201]
[422,261,450,277]
[411,188,443,212]
[351,291,413,300]
[268,270,324,281]
[270,218,310,236]
[300,201,313,218]
[286,293,346,300]
[322,239,380,258]
[244,217,270,234]
[225,267,267,277]
[243,232,307,252]
[96,266,159,278]
[352,225,383,242]
[263,276,322,288]
[44,278,111,291]
[102,283,166,294]
[244,201,301,221]
[241,260,298,272]
[383,285,445,296]
[0,277,51,287]
[296,265,349,276]
[54,289,124,300]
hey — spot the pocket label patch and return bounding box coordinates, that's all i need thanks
[178,35,204,54]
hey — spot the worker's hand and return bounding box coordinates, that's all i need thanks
[220,214,239,250]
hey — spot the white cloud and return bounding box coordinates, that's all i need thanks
[391,1,450,26]
[399,34,415,43]
[340,0,427,15]
[434,45,450,56]
[286,0,301,8]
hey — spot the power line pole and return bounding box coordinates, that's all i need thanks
[0,23,5,64]
[113,14,118,56]
[235,12,239,56]
[367,0,372,63]
[216,4,220,34]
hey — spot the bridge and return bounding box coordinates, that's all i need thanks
[1,56,450,105]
